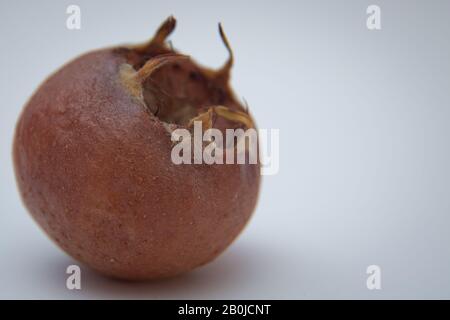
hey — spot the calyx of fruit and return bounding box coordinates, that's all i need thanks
[119,16,254,133]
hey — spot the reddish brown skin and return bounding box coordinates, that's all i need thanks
[13,30,260,280]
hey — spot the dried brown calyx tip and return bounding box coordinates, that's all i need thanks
[133,15,177,53]
[214,23,234,82]
[134,53,188,83]
[152,15,177,46]
[188,106,254,131]
[119,53,189,104]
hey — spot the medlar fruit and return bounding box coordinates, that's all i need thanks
[13,17,260,280]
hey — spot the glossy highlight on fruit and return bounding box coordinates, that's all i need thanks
[13,17,260,280]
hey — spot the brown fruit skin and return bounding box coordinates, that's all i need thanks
[13,46,260,280]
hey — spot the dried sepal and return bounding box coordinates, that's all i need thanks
[119,53,188,105]
[214,23,234,82]
[213,106,254,129]
[134,16,177,52]
[188,106,254,130]
[135,53,188,83]
[188,108,214,131]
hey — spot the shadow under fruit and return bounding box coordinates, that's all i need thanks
[13,17,260,280]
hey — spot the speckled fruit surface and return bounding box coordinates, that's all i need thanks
[13,17,260,280]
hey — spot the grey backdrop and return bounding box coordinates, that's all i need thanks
[1,0,450,299]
